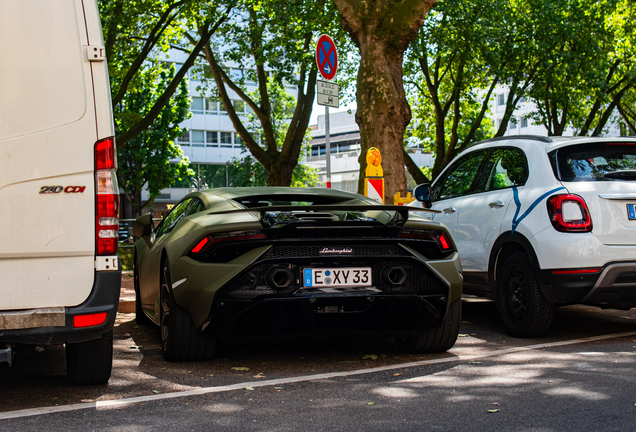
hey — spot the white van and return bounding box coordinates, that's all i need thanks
[0,0,120,384]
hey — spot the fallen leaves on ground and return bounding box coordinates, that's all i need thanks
[232,367,249,371]
[363,354,378,360]
[253,373,266,379]
[488,409,500,413]
[367,402,376,405]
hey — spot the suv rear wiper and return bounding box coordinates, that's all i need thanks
[603,170,636,180]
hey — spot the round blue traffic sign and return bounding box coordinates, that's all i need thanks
[316,34,337,81]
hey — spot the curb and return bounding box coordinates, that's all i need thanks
[118,299,135,314]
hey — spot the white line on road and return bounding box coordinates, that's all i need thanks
[2,330,635,420]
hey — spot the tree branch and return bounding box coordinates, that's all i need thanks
[111,0,187,107]
[116,8,231,147]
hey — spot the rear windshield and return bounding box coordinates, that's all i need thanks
[550,143,636,182]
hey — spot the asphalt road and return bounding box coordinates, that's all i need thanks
[1,298,636,430]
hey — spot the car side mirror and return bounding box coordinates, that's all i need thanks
[133,212,153,240]
[413,183,432,208]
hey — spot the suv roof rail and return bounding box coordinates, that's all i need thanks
[477,135,553,145]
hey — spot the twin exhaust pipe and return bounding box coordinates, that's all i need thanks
[265,265,407,290]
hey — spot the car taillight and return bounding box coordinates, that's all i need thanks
[95,137,119,255]
[547,194,592,232]
[398,228,454,252]
[190,229,266,254]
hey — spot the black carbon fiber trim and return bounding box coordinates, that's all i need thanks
[218,259,447,300]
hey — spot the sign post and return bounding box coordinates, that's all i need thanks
[364,147,384,204]
[316,35,338,188]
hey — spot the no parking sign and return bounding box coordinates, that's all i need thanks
[316,34,337,80]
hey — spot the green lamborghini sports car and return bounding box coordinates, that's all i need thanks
[132,187,463,361]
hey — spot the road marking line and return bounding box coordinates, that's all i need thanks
[2,330,635,420]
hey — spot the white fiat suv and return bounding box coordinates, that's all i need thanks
[411,135,636,337]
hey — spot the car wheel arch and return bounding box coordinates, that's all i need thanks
[488,231,541,293]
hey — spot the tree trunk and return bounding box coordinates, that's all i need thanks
[335,0,436,204]
[354,38,410,201]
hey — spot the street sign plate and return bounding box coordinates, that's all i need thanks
[317,93,339,108]
[317,80,339,96]
[316,34,337,80]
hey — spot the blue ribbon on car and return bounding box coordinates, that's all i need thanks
[511,186,565,235]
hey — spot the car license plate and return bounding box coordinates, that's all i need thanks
[628,204,636,220]
[303,267,372,288]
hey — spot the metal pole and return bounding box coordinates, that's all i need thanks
[197,164,201,191]
[325,106,331,188]
[225,162,229,187]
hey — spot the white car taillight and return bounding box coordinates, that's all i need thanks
[547,194,592,232]
[95,137,119,255]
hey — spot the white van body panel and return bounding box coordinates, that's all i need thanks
[0,0,103,309]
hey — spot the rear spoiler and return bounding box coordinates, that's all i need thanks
[208,204,440,216]
[207,204,440,228]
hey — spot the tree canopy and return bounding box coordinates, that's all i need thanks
[190,0,348,186]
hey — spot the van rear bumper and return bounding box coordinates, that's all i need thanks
[0,269,121,345]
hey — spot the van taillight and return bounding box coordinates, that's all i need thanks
[95,137,119,255]
[547,194,592,232]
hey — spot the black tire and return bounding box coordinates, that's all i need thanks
[134,250,152,326]
[66,329,113,385]
[496,252,555,337]
[160,260,218,361]
[396,299,462,353]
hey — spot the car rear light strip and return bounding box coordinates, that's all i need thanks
[190,229,266,254]
[397,228,454,252]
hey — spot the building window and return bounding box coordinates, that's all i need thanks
[191,97,204,114]
[497,93,505,106]
[509,118,517,131]
[206,98,218,114]
[176,130,190,146]
[520,116,528,128]
[230,68,243,80]
[233,132,243,147]
[233,100,245,115]
[206,131,218,147]
[219,101,227,115]
[220,131,232,148]
[191,130,205,147]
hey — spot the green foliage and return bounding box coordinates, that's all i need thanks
[115,66,193,215]
[197,0,350,186]
[406,0,512,178]
[117,247,134,271]
[177,150,320,189]
[525,0,636,136]
[406,0,636,179]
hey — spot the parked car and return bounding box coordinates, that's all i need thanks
[411,135,636,337]
[133,187,463,361]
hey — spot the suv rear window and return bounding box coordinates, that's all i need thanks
[550,143,636,182]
